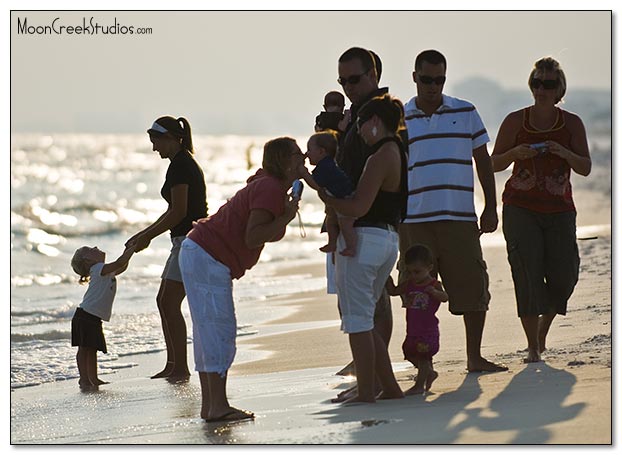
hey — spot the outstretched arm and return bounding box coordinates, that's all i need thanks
[127,184,189,252]
[101,244,135,276]
[297,164,322,192]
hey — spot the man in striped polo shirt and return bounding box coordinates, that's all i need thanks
[399,49,507,373]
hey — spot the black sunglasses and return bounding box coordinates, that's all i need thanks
[418,75,446,85]
[530,78,559,90]
[338,71,368,87]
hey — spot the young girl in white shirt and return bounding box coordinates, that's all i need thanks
[70,244,134,389]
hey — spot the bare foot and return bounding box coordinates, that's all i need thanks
[425,370,438,391]
[404,385,425,396]
[78,379,96,390]
[331,387,357,403]
[319,243,336,253]
[339,247,355,257]
[205,407,255,423]
[95,379,110,386]
[151,362,174,379]
[168,369,191,379]
[467,358,509,373]
[523,348,542,363]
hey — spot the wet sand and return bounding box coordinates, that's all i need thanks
[10,227,612,445]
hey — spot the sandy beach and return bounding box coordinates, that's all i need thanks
[9,228,612,445]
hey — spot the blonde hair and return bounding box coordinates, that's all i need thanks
[71,247,92,284]
[262,137,298,180]
[528,56,567,104]
[310,131,339,158]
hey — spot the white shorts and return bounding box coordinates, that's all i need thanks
[179,238,236,377]
[335,227,398,334]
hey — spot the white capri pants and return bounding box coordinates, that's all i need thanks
[179,238,236,377]
[335,226,398,334]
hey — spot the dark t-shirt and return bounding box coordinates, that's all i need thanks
[160,150,208,238]
[312,156,353,198]
[336,87,394,186]
[315,111,344,131]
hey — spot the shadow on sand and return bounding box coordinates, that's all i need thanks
[314,362,584,444]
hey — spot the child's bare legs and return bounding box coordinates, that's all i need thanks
[76,347,92,388]
[337,216,357,257]
[425,360,438,391]
[404,355,437,395]
[77,347,103,388]
[319,221,339,253]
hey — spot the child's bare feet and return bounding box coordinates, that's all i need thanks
[319,243,336,253]
[425,370,438,391]
[339,247,355,257]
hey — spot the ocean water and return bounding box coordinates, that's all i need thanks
[10,133,330,389]
[10,132,611,389]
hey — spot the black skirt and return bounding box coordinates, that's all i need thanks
[71,308,107,353]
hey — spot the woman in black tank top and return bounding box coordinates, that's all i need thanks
[315,94,407,404]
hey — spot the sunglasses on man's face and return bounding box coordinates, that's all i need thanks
[418,75,446,85]
[530,78,559,90]
[338,71,368,87]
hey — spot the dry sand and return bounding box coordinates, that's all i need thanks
[9,227,612,445]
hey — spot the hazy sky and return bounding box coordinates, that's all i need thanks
[9,8,614,135]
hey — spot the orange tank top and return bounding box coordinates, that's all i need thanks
[501,107,575,213]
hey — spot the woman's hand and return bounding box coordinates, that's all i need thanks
[283,193,300,223]
[545,140,572,160]
[512,144,538,161]
[125,233,140,248]
[132,234,151,253]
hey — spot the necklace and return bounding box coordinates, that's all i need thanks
[529,106,559,132]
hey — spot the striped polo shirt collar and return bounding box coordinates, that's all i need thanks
[405,94,454,116]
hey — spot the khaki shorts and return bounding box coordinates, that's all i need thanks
[161,236,185,282]
[398,221,490,315]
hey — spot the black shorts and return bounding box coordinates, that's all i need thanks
[71,308,107,353]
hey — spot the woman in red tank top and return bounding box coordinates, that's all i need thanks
[491,57,591,363]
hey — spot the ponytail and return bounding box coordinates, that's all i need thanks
[148,115,195,154]
[177,117,194,154]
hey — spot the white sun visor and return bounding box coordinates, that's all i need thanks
[148,122,168,134]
